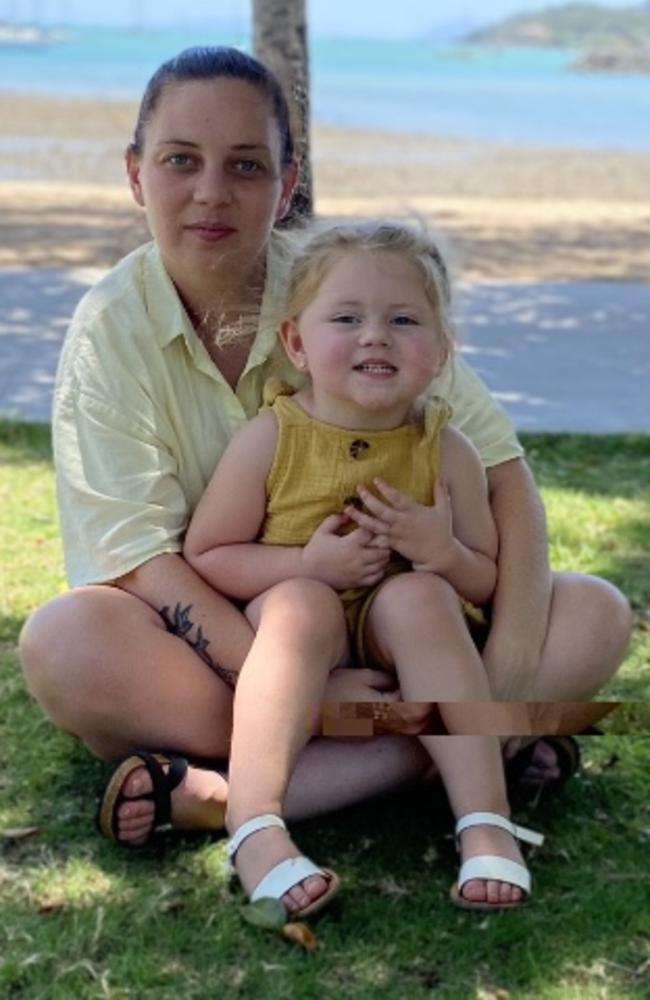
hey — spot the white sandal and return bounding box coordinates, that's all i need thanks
[226,813,340,918]
[450,811,544,911]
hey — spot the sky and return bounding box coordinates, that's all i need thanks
[0,0,642,37]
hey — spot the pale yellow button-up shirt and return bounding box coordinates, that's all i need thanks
[54,237,522,587]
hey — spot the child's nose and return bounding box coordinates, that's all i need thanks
[359,320,389,345]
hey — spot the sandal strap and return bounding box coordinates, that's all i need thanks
[458,855,531,894]
[226,813,286,867]
[133,751,188,832]
[251,856,328,903]
[455,811,544,847]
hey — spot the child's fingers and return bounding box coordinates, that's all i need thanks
[373,478,411,508]
[355,487,396,521]
[366,533,391,549]
[345,505,388,534]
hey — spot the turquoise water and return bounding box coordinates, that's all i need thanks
[1,27,649,149]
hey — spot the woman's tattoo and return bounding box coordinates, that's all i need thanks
[160,601,238,688]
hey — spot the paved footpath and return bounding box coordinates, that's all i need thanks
[1,266,649,432]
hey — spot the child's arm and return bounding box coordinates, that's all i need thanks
[184,410,389,601]
[345,426,497,606]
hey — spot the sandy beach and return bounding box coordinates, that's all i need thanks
[2,90,650,280]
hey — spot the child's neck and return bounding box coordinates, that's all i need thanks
[296,387,415,431]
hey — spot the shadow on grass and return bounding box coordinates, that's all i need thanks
[2,728,649,999]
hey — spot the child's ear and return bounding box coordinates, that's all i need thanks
[280,319,308,372]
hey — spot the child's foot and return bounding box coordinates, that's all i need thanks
[231,823,330,914]
[100,754,228,846]
[457,822,527,906]
[226,814,339,916]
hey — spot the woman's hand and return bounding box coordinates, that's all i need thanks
[301,514,390,589]
[321,667,434,737]
[345,478,455,572]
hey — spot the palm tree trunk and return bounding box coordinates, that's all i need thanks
[252,0,312,221]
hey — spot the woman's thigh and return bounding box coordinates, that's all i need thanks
[19,586,235,760]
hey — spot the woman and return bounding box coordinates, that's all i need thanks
[19,47,631,851]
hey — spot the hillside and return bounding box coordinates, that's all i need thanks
[465,3,650,72]
[466,2,650,47]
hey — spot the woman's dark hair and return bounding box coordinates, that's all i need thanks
[129,46,294,168]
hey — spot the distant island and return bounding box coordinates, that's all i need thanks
[464,2,650,74]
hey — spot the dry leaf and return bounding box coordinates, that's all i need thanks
[1,826,41,841]
[37,899,65,914]
[379,877,408,897]
[281,922,317,951]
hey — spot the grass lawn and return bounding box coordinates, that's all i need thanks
[1,421,649,999]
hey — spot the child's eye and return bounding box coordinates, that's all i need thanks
[331,314,360,325]
[391,314,419,326]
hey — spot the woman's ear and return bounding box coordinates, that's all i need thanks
[280,319,308,371]
[275,161,299,222]
[126,147,145,207]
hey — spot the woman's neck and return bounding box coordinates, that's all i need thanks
[173,260,267,388]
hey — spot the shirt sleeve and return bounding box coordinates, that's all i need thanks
[431,356,524,468]
[54,320,188,587]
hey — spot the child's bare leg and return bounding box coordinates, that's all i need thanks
[423,735,525,905]
[367,572,529,904]
[226,579,347,914]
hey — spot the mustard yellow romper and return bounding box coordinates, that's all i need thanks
[260,386,486,666]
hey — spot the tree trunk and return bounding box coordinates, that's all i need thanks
[252,0,312,222]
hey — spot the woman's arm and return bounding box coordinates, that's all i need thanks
[434,426,499,603]
[482,458,553,699]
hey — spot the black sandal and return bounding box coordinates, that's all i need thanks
[505,735,582,800]
[97,750,191,846]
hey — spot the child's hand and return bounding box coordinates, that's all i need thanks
[301,513,390,589]
[345,478,455,571]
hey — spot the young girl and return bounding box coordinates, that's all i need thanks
[184,221,544,917]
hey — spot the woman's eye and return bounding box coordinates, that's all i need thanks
[165,153,195,169]
[235,160,263,175]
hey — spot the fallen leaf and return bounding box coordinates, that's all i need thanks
[37,899,65,915]
[1,826,41,841]
[241,897,286,930]
[281,922,317,951]
[379,877,408,897]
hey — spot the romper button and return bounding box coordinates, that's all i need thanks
[349,439,370,459]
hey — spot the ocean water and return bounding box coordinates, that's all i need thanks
[1,26,649,149]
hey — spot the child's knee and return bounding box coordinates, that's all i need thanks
[260,578,345,642]
[373,571,458,628]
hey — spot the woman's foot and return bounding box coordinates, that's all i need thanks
[111,758,227,846]
[457,823,527,906]
[227,814,334,915]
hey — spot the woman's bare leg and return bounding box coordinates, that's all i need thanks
[19,585,430,846]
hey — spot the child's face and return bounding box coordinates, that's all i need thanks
[281,249,447,429]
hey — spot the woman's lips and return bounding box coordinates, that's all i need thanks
[186,222,236,243]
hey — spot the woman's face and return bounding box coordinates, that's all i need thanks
[127,77,296,296]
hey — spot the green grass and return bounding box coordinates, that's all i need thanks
[1,421,649,999]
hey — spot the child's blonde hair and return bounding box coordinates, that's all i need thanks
[284,219,456,364]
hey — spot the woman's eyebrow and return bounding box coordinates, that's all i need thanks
[156,139,200,148]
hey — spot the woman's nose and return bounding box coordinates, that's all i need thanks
[192,167,234,206]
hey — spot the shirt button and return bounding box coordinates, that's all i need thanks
[349,439,370,459]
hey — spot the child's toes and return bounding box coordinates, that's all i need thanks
[285,875,328,913]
